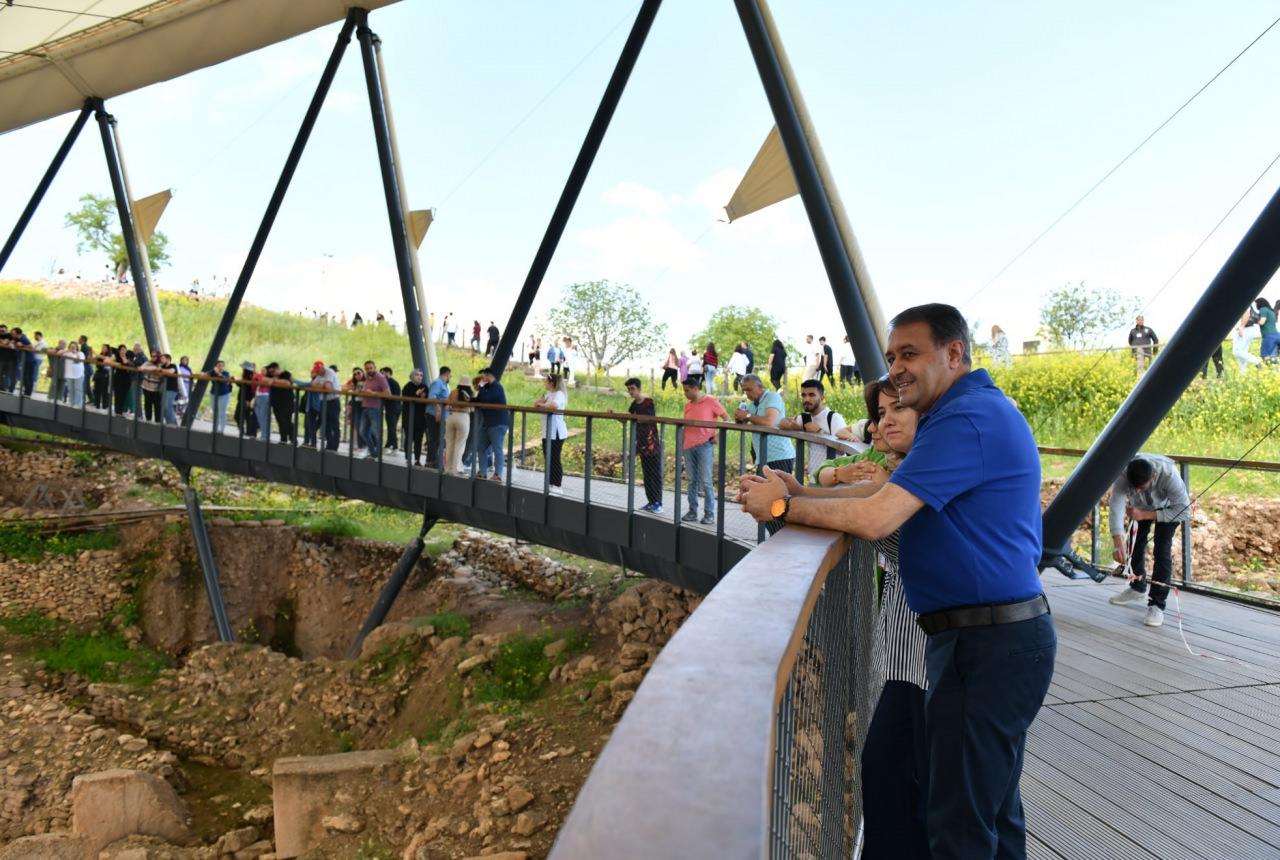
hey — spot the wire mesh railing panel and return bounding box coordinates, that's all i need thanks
[771,540,880,860]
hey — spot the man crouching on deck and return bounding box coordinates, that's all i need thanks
[742,303,1055,860]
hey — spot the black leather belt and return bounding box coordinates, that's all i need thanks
[916,594,1049,635]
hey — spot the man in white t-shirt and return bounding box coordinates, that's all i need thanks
[727,347,750,391]
[777,378,847,480]
[803,334,822,381]
[838,335,859,388]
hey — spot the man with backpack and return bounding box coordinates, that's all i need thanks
[778,379,847,481]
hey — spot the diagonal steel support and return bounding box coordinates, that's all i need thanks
[1041,180,1280,559]
[346,512,437,659]
[95,99,162,353]
[356,14,430,375]
[1,101,93,273]
[184,10,359,427]
[372,33,439,378]
[488,0,664,380]
[176,464,234,642]
[735,0,887,379]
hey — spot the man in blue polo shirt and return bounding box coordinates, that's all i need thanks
[742,303,1054,860]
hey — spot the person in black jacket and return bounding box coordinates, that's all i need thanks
[235,362,259,438]
[381,366,402,453]
[270,369,297,444]
[400,369,429,465]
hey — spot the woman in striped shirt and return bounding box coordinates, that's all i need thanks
[856,376,928,860]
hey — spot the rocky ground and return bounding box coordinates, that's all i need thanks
[0,440,700,858]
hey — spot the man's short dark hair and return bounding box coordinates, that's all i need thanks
[380,366,392,374]
[800,379,825,395]
[478,367,492,376]
[625,377,642,389]
[683,374,703,389]
[890,303,972,364]
[439,365,451,375]
[1125,458,1154,488]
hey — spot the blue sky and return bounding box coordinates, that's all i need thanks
[4,1,1280,357]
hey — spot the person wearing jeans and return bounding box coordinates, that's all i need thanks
[474,367,510,481]
[253,365,273,440]
[210,361,233,434]
[1109,454,1190,628]
[358,361,390,458]
[679,374,727,524]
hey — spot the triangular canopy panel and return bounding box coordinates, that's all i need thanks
[0,0,400,134]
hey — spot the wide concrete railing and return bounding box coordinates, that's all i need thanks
[549,526,879,859]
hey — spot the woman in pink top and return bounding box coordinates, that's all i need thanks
[680,373,728,524]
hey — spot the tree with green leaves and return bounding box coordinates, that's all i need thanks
[545,280,668,374]
[65,193,170,281]
[689,305,784,356]
[1038,282,1139,348]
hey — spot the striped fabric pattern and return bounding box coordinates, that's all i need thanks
[872,531,928,689]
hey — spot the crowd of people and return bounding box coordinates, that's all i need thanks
[648,333,862,396]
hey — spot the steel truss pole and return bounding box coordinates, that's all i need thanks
[1,101,93,273]
[111,120,170,354]
[488,0,664,381]
[94,99,162,353]
[735,0,886,380]
[177,464,234,642]
[346,513,437,659]
[1041,182,1280,559]
[356,13,429,375]
[372,35,438,379]
[184,11,359,427]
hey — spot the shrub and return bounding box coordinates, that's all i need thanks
[415,610,470,640]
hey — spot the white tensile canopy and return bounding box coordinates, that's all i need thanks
[723,125,798,222]
[0,0,400,135]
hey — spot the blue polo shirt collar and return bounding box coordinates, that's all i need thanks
[919,368,992,425]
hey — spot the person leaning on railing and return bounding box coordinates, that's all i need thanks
[742,303,1055,860]
[534,372,569,494]
[444,375,474,475]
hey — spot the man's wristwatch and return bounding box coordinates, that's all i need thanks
[770,494,793,521]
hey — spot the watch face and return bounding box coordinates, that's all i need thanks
[771,497,787,518]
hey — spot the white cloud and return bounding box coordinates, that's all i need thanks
[602,181,669,216]
[574,214,706,278]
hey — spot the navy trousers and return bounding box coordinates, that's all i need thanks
[861,680,930,860]
[923,612,1056,860]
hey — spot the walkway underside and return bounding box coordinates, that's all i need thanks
[0,394,750,594]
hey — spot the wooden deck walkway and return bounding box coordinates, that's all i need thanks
[1027,575,1280,860]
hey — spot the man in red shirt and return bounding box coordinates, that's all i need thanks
[358,360,390,458]
[681,374,727,525]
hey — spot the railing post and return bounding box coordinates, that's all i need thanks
[716,429,727,574]
[584,416,594,530]
[673,425,684,536]
[1091,501,1101,567]
[1180,461,1194,583]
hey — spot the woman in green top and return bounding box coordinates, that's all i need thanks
[1256,298,1278,362]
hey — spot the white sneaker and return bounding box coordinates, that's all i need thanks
[1144,606,1164,627]
[1109,587,1146,606]
[549,485,564,496]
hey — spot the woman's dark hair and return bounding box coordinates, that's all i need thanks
[863,375,896,423]
[1256,297,1273,311]
[772,338,783,351]
[705,342,716,355]
[890,302,971,364]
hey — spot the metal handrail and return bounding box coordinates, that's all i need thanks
[549,527,856,859]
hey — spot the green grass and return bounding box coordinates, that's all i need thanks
[473,629,589,704]
[37,628,168,685]
[0,525,120,562]
[1,608,168,685]
[414,610,470,640]
[0,611,61,636]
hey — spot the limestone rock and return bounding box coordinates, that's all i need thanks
[70,769,189,855]
[0,832,92,860]
[506,785,534,814]
[217,825,259,853]
[272,749,398,858]
[320,813,363,833]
